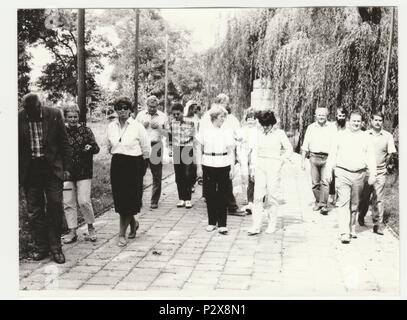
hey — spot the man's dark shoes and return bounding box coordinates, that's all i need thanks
[51,252,66,264]
[32,251,49,261]
[150,203,158,209]
[373,225,384,235]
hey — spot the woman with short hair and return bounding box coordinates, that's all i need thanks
[107,96,151,247]
[168,102,196,208]
[247,110,293,235]
[62,104,100,243]
[196,104,235,235]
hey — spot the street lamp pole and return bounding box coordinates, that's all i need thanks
[382,7,395,114]
[164,32,169,114]
[77,9,86,123]
[134,9,140,115]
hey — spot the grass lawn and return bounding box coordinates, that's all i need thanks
[19,119,174,259]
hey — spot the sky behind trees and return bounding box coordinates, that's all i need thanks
[28,8,232,91]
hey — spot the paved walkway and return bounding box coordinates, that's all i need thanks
[19,156,399,296]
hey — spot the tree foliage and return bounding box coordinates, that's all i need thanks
[18,9,47,99]
[103,9,205,109]
[204,7,398,146]
[18,9,113,103]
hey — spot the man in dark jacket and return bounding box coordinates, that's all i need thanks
[19,93,72,264]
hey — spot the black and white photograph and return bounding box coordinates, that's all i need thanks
[6,0,402,297]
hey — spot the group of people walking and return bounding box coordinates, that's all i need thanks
[301,107,397,243]
[18,91,397,264]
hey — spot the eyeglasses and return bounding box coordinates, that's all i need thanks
[116,105,130,111]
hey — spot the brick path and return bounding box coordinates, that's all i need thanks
[19,156,399,296]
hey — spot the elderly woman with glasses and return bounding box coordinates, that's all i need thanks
[107,96,151,247]
[196,104,235,235]
[62,104,100,244]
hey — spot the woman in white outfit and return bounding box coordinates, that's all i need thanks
[196,104,235,235]
[247,110,293,235]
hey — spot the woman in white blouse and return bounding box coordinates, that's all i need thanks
[107,97,151,247]
[247,110,293,235]
[196,104,235,235]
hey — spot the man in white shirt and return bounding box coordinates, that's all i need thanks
[328,107,349,205]
[301,107,335,215]
[358,112,397,234]
[135,95,169,209]
[325,111,377,244]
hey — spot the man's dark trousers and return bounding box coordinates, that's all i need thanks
[24,158,63,254]
[149,141,163,205]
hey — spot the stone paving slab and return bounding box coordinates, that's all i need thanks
[19,156,399,296]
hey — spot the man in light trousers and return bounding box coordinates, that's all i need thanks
[325,111,376,244]
[302,107,335,215]
[358,111,397,234]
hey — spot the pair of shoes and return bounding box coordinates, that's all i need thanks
[51,252,66,264]
[218,227,228,235]
[358,215,365,226]
[340,233,351,244]
[247,229,260,236]
[312,204,322,211]
[177,200,185,207]
[32,251,49,261]
[150,203,158,209]
[84,228,97,242]
[185,201,192,209]
[118,236,128,247]
[320,207,329,215]
[62,232,78,244]
[206,225,216,232]
[373,225,384,235]
[128,220,140,239]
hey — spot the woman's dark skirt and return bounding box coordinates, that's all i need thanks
[111,154,145,216]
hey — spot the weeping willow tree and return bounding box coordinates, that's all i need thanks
[204,7,398,149]
[203,9,273,119]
